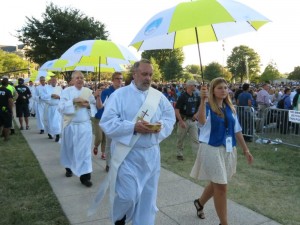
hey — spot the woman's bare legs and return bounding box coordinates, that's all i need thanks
[198,182,214,205]
[212,182,228,225]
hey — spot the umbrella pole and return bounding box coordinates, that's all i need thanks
[195,27,204,82]
[98,56,101,86]
[94,67,97,91]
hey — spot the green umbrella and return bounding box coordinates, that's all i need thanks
[130,0,270,80]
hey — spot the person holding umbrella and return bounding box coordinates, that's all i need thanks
[190,77,253,225]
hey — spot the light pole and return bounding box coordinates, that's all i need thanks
[245,56,249,83]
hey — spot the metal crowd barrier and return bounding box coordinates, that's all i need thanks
[235,106,256,142]
[236,106,300,147]
[258,107,300,147]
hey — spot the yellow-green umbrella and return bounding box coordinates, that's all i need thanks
[30,70,55,82]
[63,60,127,73]
[39,59,69,71]
[57,40,137,81]
[130,0,270,80]
[59,39,137,66]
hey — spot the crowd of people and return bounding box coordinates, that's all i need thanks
[1,60,299,225]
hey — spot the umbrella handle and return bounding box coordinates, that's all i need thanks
[195,27,204,82]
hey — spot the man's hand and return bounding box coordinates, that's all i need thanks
[94,89,102,98]
[178,120,187,129]
[73,97,89,108]
[134,120,161,134]
[51,94,60,99]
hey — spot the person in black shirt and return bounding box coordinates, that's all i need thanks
[236,83,254,142]
[15,78,31,130]
[0,78,14,141]
[175,80,200,160]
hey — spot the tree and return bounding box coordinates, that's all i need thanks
[185,64,204,82]
[185,64,201,75]
[141,48,184,72]
[203,62,228,81]
[288,66,300,80]
[0,50,32,77]
[149,58,162,82]
[17,3,109,65]
[181,71,195,82]
[227,45,261,83]
[260,62,281,83]
[162,56,183,81]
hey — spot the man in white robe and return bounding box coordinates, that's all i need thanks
[100,59,176,225]
[35,76,47,134]
[27,80,36,117]
[41,75,62,142]
[58,71,96,187]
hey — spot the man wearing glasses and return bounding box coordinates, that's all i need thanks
[96,72,123,172]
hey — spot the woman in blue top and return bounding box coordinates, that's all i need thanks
[190,78,253,225]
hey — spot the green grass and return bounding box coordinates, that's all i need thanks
[0,128,69,225]
[160,129,300,225]
[1,125,299,225]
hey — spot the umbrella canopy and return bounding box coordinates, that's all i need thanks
[69,63,126,73]
[40,58,126,73]
[59,39,138,67]
[30,70,55,82]
[39,59,69,71]
[130,0,270,79]
[57,39,138,82]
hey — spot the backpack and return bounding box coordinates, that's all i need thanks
[277,96,288,109]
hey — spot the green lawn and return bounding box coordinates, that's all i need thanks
[160,129,300,225]
[0,128,69,225]
[0,126,299,225]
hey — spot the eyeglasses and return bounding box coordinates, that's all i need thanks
[114,77,123,80]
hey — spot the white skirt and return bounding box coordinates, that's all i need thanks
[190,143,237,184]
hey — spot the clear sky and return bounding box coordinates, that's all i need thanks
[1,0,299,73]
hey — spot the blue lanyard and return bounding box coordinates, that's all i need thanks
[222,105,229,135]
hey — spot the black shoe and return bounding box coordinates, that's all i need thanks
[40,130,44,134]
[115,215,126,225]
[65,168,73,177]
[31,113,35,117]
[55,134,60,142]
[177,155,184,161]
[194,199,205,219]
[105,165,110,172]
[48,134,53,139]
[10,129,15,135]
[81,180,93,187]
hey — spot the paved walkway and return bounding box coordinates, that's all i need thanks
[21,117,281,225]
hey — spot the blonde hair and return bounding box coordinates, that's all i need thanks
[208,77,236,117]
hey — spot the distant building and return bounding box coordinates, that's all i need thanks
[0,44,28,60]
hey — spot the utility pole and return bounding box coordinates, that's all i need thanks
[245,56,249,83]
